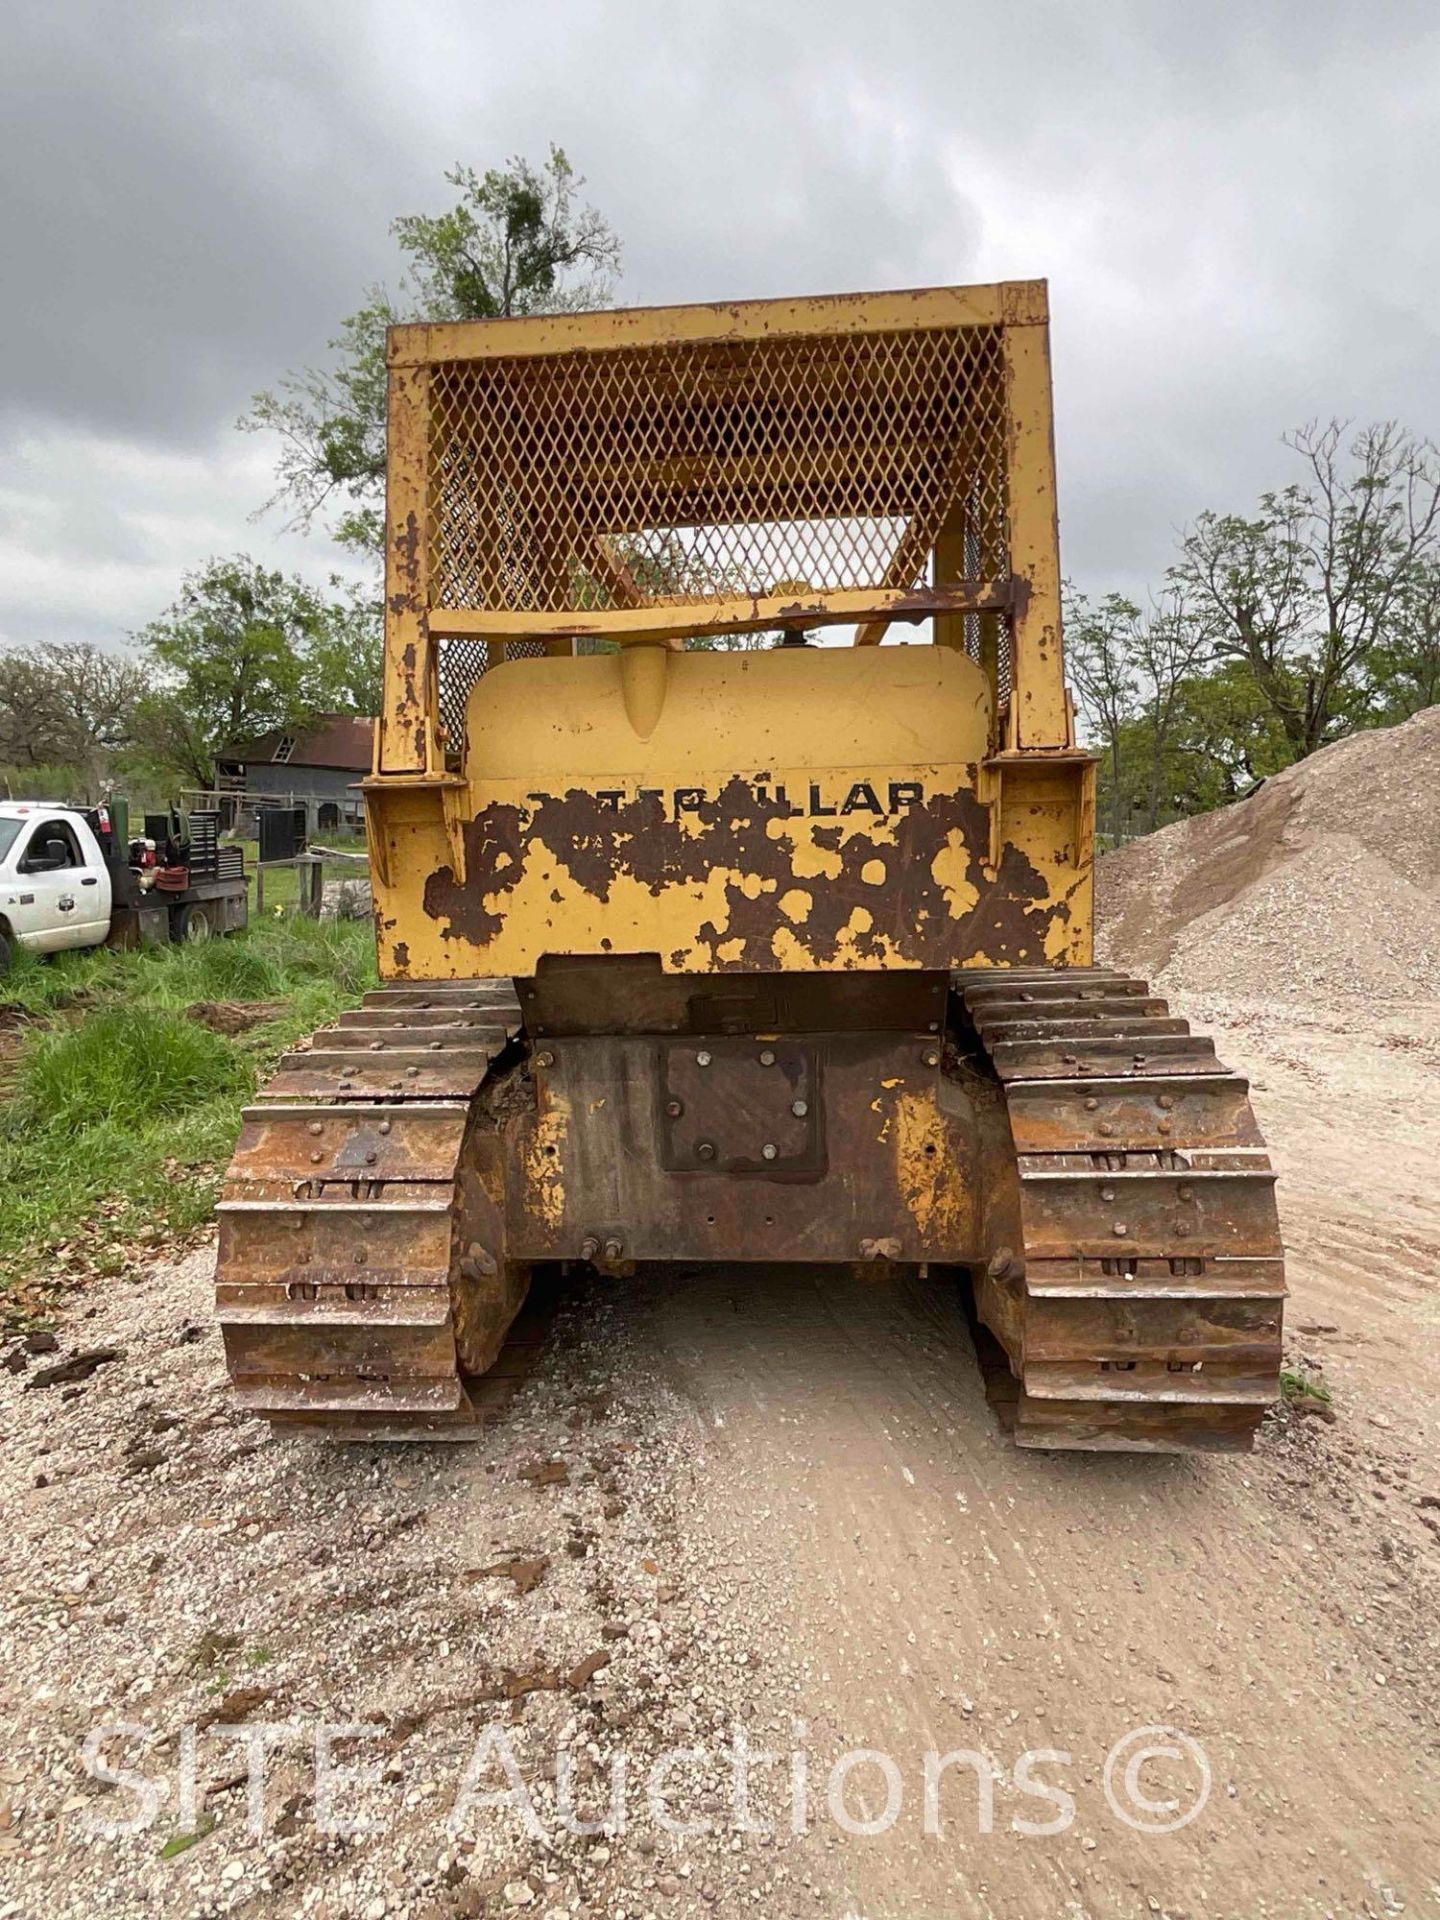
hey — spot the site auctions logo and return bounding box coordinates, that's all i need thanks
[1103,1725,1211,1834]
[76,1717,1212,1844]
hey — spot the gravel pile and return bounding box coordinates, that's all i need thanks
[1097,704,1440,1000]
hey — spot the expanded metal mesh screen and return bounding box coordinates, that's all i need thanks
[425,326,1009,615]
[436,639,549,747]
[957,507,1011,702]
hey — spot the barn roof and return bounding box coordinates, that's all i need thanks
[218,715,374,771]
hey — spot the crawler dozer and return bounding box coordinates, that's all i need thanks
[216,282,1285,1451]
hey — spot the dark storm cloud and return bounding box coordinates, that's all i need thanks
[0,0,417,439]
[1,0,1437,646]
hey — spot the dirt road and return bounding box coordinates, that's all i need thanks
[2,994,1437,1919]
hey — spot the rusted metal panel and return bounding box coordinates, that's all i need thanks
[379,362,433,774]
[658,1039,822,1174]
[1023,1362,1281,1406]
[991,1033,1221,1080]
[217,1198,455,1281]
[977,1013,1189,1044]
[419,762,1078,977]
[1023,1293,1283,1365]
[221,1309,459,1387]
[220,1177,450,1210]
[1019,1167,1282,1260]
[363,983,519,1010]
[263,1049,503,1101]
[1003,1074,1264,1152]
[232,1377,468,1417]
[969,994,1169,1027]
[341,1005,514,1029]
[1014,1395,1267,1452]
[226,1101,470,1185]
[961,976,1151,1006]
[524,955,948,1039]
[317,1024,512,1054]
[1022,1254,1286,1299]
[502,1030,987,1267]
[216,1283,454,1324]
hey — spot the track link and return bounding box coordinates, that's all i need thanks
[957,966,1286,1452]
[215,981,535,1440]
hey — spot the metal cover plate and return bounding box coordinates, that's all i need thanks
[658,1037,822,1174]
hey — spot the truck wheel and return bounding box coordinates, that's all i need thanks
[176,903,212,945]
[0,929,11,975]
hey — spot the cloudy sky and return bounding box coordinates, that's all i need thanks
[3,0,1437,652]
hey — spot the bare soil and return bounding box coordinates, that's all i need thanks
[2,989,1437,1920]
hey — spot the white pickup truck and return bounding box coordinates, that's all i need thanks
[0,804,114,968]
[0,800,248,971]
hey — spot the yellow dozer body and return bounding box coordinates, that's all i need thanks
[216,283,1285,1450]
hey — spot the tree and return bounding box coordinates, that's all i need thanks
[1369,556,1440,721]
[1102,663,1298,827]
[0,641,148,792]
[243,148,621,555]
[391,150,621,323]
[300,578,383,714]
[1127,587,1216,833]
[130,557,376,788]
[1173,420,1440,759]
[0,642,142,767]
[1064,588,1142,843]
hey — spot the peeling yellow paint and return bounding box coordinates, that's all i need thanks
[930,830,982,921]
[523,1098,570,1229]
[368,629,1093,980]
[891,1091,965,1245]
[770,925,811,969]
[783,831,845,881]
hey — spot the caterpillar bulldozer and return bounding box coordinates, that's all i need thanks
[216,281,1286,1451]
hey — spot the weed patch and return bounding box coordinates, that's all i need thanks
[0,918,378,1322]
[9,1009,246,1137]
[1280,1364,1336,1421]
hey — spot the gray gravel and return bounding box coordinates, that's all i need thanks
[0,1249,813,1919]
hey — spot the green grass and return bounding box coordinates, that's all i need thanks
[0,917,378,1315]
[1280,1364,1334,1407]
[10,1008,246,1136]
